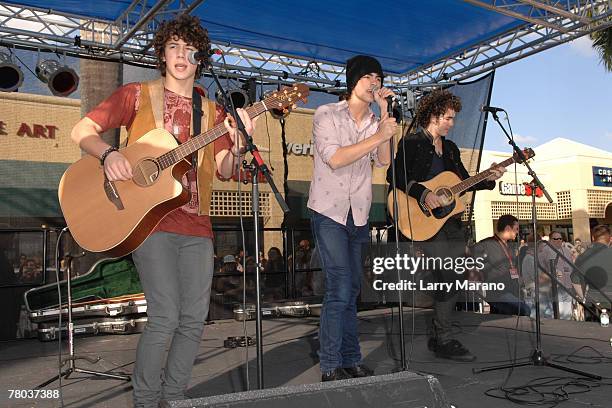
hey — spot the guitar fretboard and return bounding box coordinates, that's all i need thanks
[156,101,268,170]
[450,155,516,195]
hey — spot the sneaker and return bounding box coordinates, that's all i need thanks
[321,367,352,382]
[342,364,373,378]
[433,339,476,362]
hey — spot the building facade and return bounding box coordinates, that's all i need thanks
[2,90,610,252]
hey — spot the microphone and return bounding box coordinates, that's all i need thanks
[187,48,223,65]
[370,85,395,116]
[480,105,505,113]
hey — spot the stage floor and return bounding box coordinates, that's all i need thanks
[1,308,611,407]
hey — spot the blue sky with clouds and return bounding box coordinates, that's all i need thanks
[484,36,612,153]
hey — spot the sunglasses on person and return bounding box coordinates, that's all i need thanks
[551,237,563,241]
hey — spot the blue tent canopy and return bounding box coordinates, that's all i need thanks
[4,0,528,75]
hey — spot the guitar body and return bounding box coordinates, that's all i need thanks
[58,128,191,257]
[388,171,466,241]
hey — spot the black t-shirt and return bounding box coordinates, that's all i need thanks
[425,152,446,181]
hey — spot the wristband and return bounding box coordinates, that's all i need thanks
[100,146,118,165]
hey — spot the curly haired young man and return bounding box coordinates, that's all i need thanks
[387,89,505,362]
[70,14,256,407]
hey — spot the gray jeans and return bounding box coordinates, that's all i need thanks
[131,232,213,407]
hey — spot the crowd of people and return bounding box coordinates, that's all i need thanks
[474,222,611,322]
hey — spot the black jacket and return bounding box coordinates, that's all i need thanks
[386,129,495,204]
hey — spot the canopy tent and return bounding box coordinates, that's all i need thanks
[0,1,610,88]
[0,0,610,225]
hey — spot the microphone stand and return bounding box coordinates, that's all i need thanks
[473,111,600,380]
[37,245,130,388]
[538,241,610,314]
[387,94,416,371]
[205,61,290,390]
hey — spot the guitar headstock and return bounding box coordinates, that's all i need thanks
[264,83,310,116]
[514,147,535,163]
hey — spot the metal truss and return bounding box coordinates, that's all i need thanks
[409,0,612,85]
[0,0,610,91]
[0,1,203,65]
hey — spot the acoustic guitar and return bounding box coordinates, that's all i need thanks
[388,148,535,241]
[59,84,309,257]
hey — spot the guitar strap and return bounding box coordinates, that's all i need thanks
[191,88,202,171]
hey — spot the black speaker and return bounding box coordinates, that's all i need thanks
[577,246,612,304]
[170,371,451,408]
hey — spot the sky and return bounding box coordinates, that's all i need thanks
[483,35,612,153]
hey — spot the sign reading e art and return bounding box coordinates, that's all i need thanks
[0,120,58,139]
[593,166,612,187]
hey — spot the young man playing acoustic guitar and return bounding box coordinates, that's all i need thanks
[70,14,256,407]
[387,89,505,361]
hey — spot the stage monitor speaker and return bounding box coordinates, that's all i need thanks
[578,246,612,304]
[170,371,452,408]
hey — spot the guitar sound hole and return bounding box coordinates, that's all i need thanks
[432,187,455,219]
[132,159,161,187]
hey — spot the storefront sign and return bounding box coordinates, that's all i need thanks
[286,142,314,156]
[499,181,542,197]
[0,119,59,139]
[593,166,612,187]
[499,181,526,196]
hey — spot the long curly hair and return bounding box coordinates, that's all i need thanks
[153,13,210,79]
[415,89,462,129]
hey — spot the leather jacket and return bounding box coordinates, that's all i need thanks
[386,129,495,204]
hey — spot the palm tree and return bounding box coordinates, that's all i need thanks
[587,5,612,72]
[590,26,612,71]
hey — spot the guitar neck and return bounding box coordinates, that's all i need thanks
[450,155,516,195]
[158,101,268,169]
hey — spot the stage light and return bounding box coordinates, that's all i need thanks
[35,59,79,97]
[215,88,250,109]
[0,52,24,92]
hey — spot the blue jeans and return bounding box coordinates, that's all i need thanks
[311,210,369,373]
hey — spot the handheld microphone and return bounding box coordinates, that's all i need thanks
[187,48,223,65]
[480,105,505,113]
[371,85,395,116]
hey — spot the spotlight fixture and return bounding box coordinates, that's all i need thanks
[0,51,24,92]
[35,59,79,97]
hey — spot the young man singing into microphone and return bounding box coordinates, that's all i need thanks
[308,55,398,381]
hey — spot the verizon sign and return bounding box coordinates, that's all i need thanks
[286,142,314,156]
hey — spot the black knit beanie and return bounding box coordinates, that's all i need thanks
[346,55,384,96]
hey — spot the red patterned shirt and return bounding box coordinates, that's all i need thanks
[86,82,232,239]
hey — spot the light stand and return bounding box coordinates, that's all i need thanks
[37,251,130,388]
[473,110,600,380]
[205,63,290,389]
